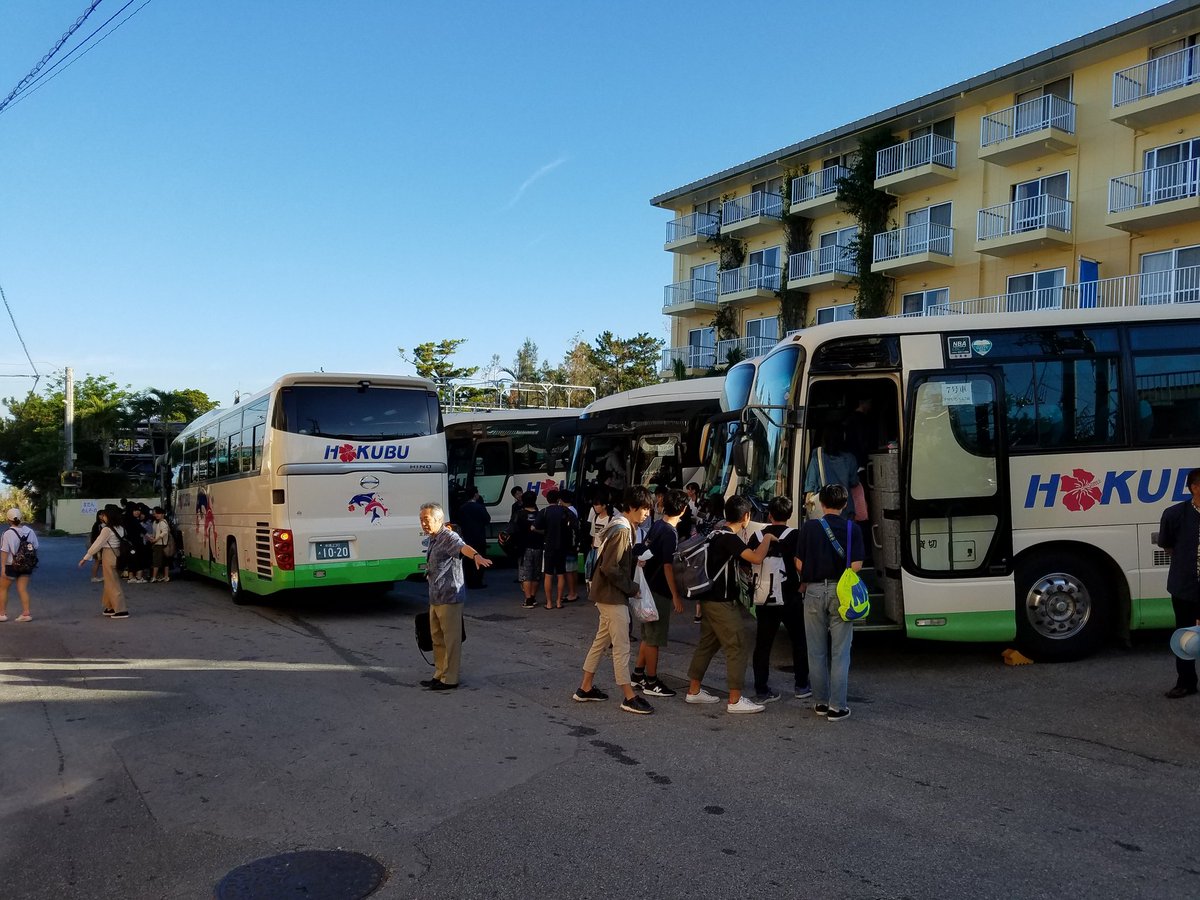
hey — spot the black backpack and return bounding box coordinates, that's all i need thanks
[9,527,38,574]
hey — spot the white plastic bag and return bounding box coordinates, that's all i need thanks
[630,568,659,623]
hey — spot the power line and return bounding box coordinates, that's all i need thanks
[0,1,105,116]
[3,0,154,115]
[0,280,41,392]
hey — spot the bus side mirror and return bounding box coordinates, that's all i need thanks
[732,433,749,477]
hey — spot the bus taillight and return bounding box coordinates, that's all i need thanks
[273,530,295,570]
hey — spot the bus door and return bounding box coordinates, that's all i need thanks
[471,439,513,509]
[902,371,1014,636]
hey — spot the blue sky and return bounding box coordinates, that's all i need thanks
[0,0,1151,408]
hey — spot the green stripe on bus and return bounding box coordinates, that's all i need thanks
[182,555,425,594]
[1134,596,1175,630]
[905,610,1016,643]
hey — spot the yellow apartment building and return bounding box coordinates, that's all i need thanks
[652,0,1200,373]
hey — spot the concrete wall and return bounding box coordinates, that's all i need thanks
[54,497,159,535]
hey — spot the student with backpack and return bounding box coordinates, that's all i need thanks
[514,491,544,609]
[747,496,809,704]
[681,495,779,714]
[535,489,571,609]
[0,508,39,622]
[630,488,689,698]
[78,504,130,618]
[796,484,864,722]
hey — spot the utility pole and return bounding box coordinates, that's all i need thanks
[64,366,75,478]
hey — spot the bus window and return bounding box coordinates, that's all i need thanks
[1000,359,1122,450]
[1132,350,1200,443]
[634,434,680,488]
[277,385,438,440]
[472,441,512,505]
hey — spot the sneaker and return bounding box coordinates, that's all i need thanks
[0,615,6,622]
[129,577,147,584]
[751,690,780,704]
[16,614,32,622]
[429,680,458,691]
[110,611,130,619]
[522,599,537,609]
[642,679,676,698]
[1165,684,1198,699]
[814,703,830,716]
[826,707,851,722]
[161,576,170,583]
[630,670,647,688]
[102,608,115,617]
[572,686,608,702]
[692,615,702,624]
[727,696,765,714]
[795,684,813,700]
[90,577,103,583]
[620,694,654,715]
[419,678,440,688]
[685,688,721,704]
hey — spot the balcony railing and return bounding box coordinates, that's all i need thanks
[664,278,718,308]
[903,266,1200,316]
[1109,160,1200,213]
[719,263,782,295]
[662,345,716,370]
[791,166,848,205]
[980,95,1076,146]
[716,335,777,360]
[788,245,857,280]
[876,133,957,179]
[721,191,784,226]
[873,222,953,262]
[665,212,719,244]
[1113,44,1200,106]
[977,195,1072,240]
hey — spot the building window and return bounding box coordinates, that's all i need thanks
[1011,172,1069,231]
[815,303,854,325]
[1140,245,1200,305]
[902,288,949,315]
[1142,138,1200,205]
[745,316,779,355]
[687,327,715,369]
[690,262,717,303]
[747,246,782,289]
[818,226,858,273]
[751,176,785,197]
[1006,268,1066,311]
[1014,77,1072,134]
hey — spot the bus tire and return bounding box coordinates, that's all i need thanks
[1014,551,1108,662]
[228,539,250,605]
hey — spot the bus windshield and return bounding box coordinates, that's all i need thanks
[277,385,440,441]
[742,346,802,503]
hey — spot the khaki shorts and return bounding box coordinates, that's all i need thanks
[640,592,673,647]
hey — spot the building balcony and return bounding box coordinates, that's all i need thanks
[716,335,777,362]
[789,166,848,217]
[1107,161,1200,232]
[874,134,957,194]
[662,345,716,373]
[720,191,784,238]
[718,263,782,305]
[787,245,857,290]
[1112,45,1200,128]
[978,95,1077,165]
[975,195,1073,257]
[909,265,1200,316]
[872,223,953,275]
[662,278,719,315]
[664,212,720,253]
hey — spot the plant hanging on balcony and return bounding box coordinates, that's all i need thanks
[778,166,813,333]
[837,130,899,319]
[709,304,738,343]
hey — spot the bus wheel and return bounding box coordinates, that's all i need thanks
[1014,552,1107,662]
[227,539,249,605]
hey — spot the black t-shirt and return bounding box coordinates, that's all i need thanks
[696,529,748,603]
[637,518,679,597]
[536,505,569,553]
[748,524,801,598]
[516,509,544,551]
[797,515,864,582]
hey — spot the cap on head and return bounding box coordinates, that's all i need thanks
[6,508,20,522]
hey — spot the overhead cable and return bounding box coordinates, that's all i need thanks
[0,0,105,116]
[0,281,41,392]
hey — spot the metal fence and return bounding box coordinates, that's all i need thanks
[977,195,1072,240]
[791,166,848,204]
[665,211,719,244]
[1113,44,1200,106]
[876,133,957,179]
[662,345,716,370]
[664,277,718,308]
[873,222,953,262]
[721,191,784,226]
[1109,159,1200,213]
[980,94,1076,146]
[788,244,857,280]
[719,263,782,295]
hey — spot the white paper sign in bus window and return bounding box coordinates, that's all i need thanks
[942,382,974,406]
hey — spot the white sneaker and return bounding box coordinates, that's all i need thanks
[727,696,765,714]
[90,577,103,583]
[685,688,721,704]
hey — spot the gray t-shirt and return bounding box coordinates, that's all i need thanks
[425,528,466,605]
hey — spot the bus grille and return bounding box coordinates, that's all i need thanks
[255,525,272,580]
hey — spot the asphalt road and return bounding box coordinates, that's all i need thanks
[2,536,1199,900]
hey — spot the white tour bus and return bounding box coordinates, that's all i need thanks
[167,372,446,603]
[566,378,723,500]
[444,407,580,548]
[738,283,1200,660]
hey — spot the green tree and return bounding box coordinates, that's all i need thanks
[512,338,540,382]
[0,388,63,508]
[398,339,479,384]
[586,331,664,398]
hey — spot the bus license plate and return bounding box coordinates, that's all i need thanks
[314,541,350,561]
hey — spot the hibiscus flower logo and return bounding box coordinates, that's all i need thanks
[1060,468,1101,512]
[338,443,357,463]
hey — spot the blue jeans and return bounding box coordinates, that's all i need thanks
[803,582,853,711]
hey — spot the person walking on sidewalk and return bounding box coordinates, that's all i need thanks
[0,508,38,622]
[79,504,130,619]
[572,486,655,715]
